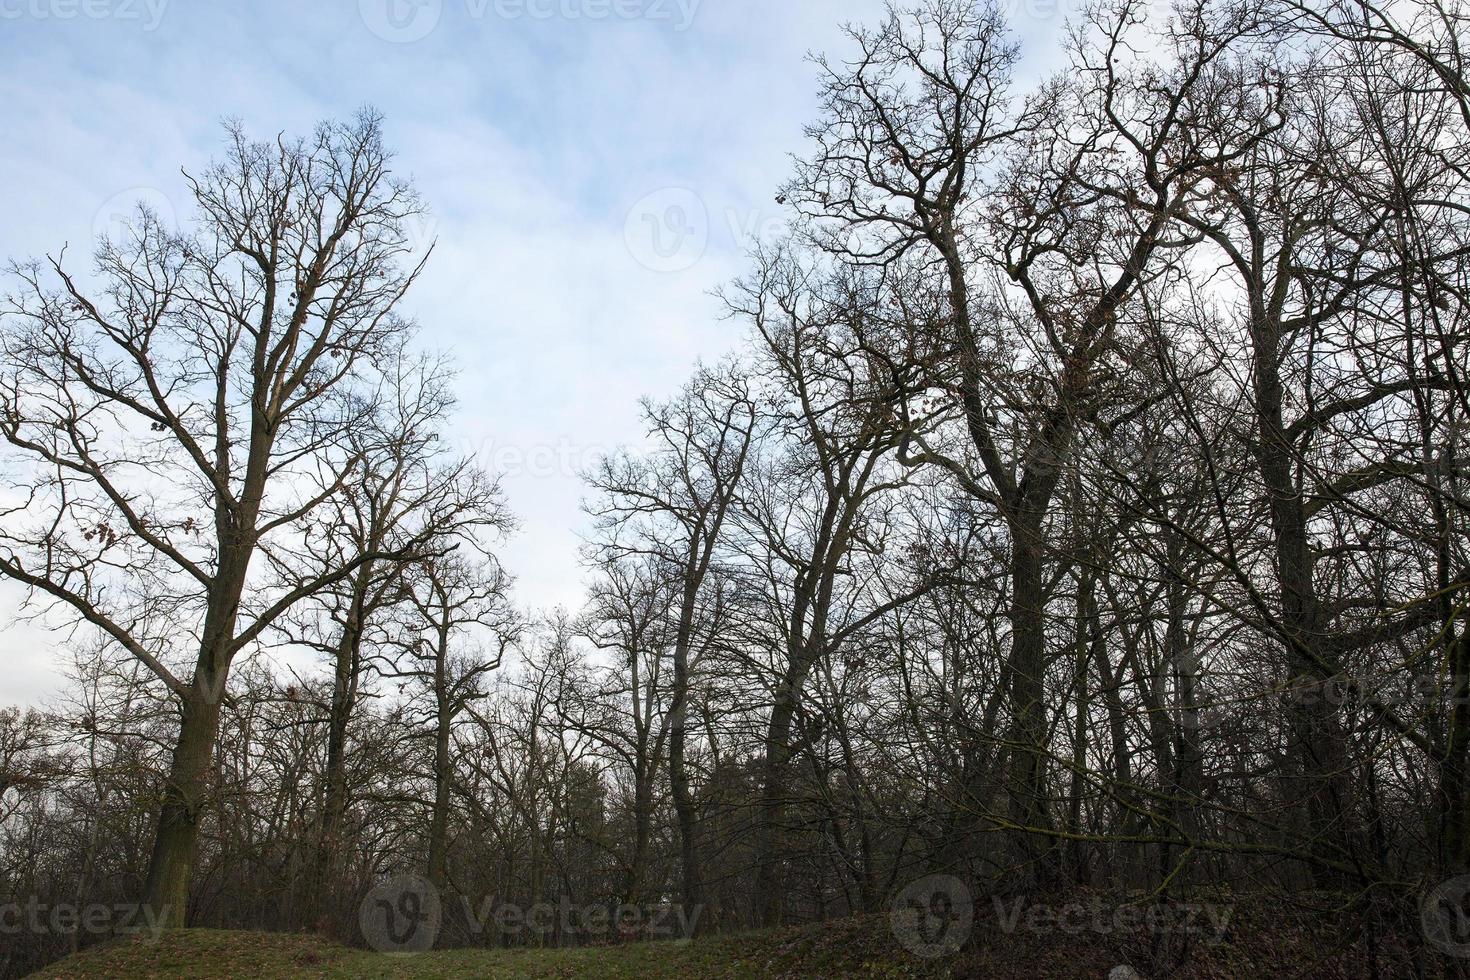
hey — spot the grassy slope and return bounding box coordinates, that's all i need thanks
[30,897,1428,979]
[31,915,1132,980]
[32,920,964,980]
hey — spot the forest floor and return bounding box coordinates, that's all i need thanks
[28,895,1449,979]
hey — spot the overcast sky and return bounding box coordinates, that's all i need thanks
[0,0,1072,705]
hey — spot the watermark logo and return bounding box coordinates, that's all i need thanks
[1422,875,1470,958]
[622,186,804,273]
[624,188,708,273]
[889,874,974,959]
[359,0,441,42]
[359,874,441,954]
[92,187,177,246]
[997,0,1064,22]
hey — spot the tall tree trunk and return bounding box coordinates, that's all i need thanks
[1165,544,1204,880]
[1442,627,1470,874]
[1005,513,1056,881]
[626,771,654,907]
[669,632,705,926]
[1066,569,1099,883]
[428,685,452,891]
[143,683,224,927]
[142,552,250,927]
[1252,309,1357,884]
[314,587,366,925]
[756,668,802,927]
[753,474,855,927]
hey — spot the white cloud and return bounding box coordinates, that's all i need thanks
[0,0,1066,704]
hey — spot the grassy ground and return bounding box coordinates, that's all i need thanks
[31,919,977,980]
[29,893,1446,979]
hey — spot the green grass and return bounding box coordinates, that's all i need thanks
[30,894,1432,979]
[31,918,976,979]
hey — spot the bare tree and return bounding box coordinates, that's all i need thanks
[273,346,504,923]
[583,362,756,920]
[0,112,431,923]
[381,550,518,891]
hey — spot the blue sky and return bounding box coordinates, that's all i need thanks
[0,0,1071,704]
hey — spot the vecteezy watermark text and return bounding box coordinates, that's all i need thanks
[466,436,609,480]
[0,899,170,940]
[459,893,702,941]
[359,0,700,43]
[887,875,1237,961]
[992,896,1234,942]
[0,0,167,29]
[358,874,702,955]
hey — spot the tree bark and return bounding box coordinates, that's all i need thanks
[313,581,367,924]
[428,628,453,891]
[142,683,224,927]
[669,627,705,925]
[1004,513,1057,880]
